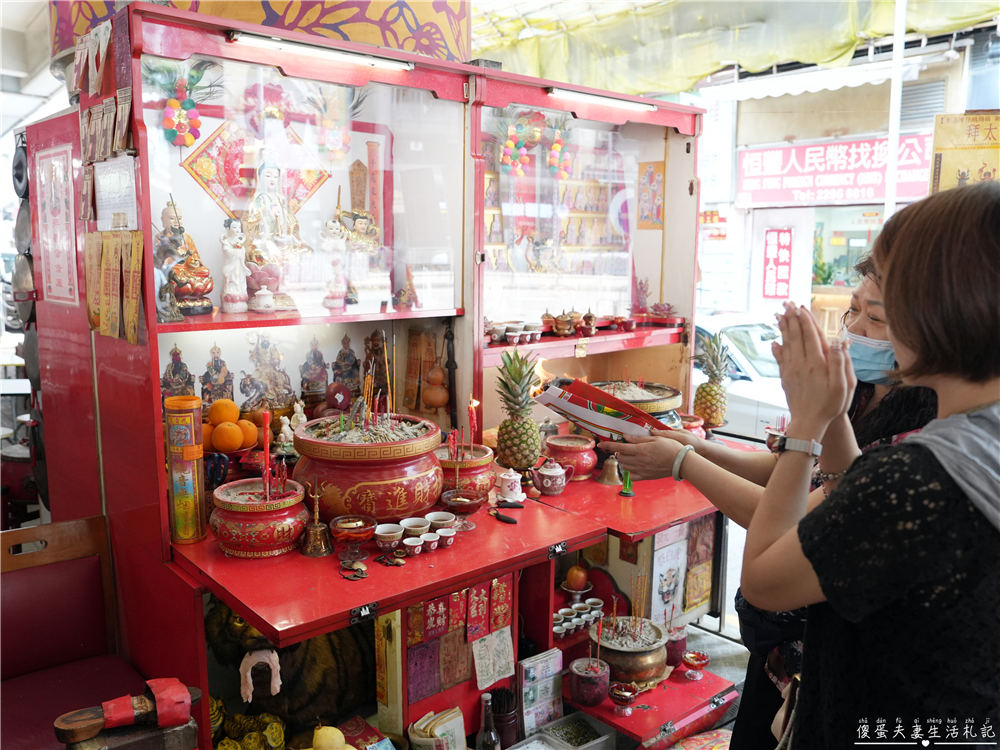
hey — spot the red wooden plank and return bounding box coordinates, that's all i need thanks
[155,306,465,334]
[171,499,605,647]
[562,669,736,742]
[482,327,683,368]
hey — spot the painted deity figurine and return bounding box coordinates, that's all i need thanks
[319,217,348,310]
[578,217,591,245]
[585,185,600,213]
[299,336,329,401]
[278,415,295,445]
[334,202,382,304]
[156,201,213,315]
[598,188,609,214]
[562,185,576,210]
[487,216,503,244]
[574,185,588,211]
[330,334,361,398]
[244,157,312,310]
[154,237,184,323]
[199,343,234,407]
[161,343,194,406]
[220,218,251,314]
[564,219,579,246]
[364,329,389,405]
[485,178,499,208]
[239,333,297,412]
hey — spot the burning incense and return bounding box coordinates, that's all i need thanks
[382,330,391,416]
[596,613,603,667]
[392,334,397,421]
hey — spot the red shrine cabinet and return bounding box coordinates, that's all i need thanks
[24,4,732,749]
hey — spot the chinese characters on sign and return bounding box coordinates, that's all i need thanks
[928,112,999,194]
[763,229,792,300]
[737,134,933,207]
[35,145,80,306]
[855,717,994,743]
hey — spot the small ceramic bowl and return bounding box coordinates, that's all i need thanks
[505,323,525,333]
[420,532,440,551]
[506,331,523,346]
[490,326,506,343]
[553,625,566,641]
[571,617,585,632]
[437,528,456,547]
[524,323,542,332]
[403,538,423,556]
[374,523,403,551]
[424,511,456,531]
[620,319,637,332]
[576,324,598,337]
[581,613,596,625]
[559,607,576,619]
[586,598,604,610]
[531,331,543,342]
[593,610,605,619]
[401,518,431,537]
[572,602,591,615]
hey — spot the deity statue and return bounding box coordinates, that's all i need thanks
[299,336,329,402]
[485,177,499,208]
[161,343,194,406]
[243,156,312,310]
[220,218,251,314]
[364,329,389,406]
[319,217,348,310]
[564,219,579,246]
[574,185,588,211]
[277,415,295,445]
[239,333,297,412]
[290,400,307,431]
[334,196,383,305]
[598,188,609,214]
[199,343,234,407]
[153,238,184,323]
[562,184,576,210]
[578,218,590,245]
[330,334,361,398]
[584,186,600,213]
[487,216,503,244]
[157,201,213,315]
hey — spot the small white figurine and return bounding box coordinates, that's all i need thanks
[221,218,251,314]
[290,400,307,431]
[320,218,348,310]
[278,415,294,445]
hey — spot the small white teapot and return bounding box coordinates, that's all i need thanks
[496,466,523,500]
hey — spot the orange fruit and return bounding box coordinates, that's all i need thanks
[203,423,215,452]
[236,419,257,450]
[212,421,244,452]
[208,399,240,426]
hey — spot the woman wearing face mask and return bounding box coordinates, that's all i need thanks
[600,252,936,750]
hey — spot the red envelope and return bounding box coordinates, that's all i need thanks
[490,574,513,632]
[466,582,490,642]
[449,589,468,633]
[424,595,450,639]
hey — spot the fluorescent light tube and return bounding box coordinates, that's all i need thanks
[546,87,656,112]
[229,31,414,71]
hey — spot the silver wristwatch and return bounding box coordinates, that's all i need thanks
[765,430,823,457]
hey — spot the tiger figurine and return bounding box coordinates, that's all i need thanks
[205,597,377,749]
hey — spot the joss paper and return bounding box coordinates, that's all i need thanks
[120,230,143,345]
[534,379,668,441]
[83,232,103,330]
[99,231,121,338]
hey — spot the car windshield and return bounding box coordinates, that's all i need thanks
[723,324,781,378]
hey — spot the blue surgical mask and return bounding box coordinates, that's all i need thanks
[843,330,897,385]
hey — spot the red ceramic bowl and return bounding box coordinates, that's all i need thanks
[210,478,309,558]
[435,444,495,495]
[545,434,598,481]
[292,415,443,523]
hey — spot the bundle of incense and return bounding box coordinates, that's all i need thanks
[392,335,397,424]
[382,331,391,417]
[596,615,603,667]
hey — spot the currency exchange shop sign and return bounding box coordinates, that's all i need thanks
[736,134,932,207]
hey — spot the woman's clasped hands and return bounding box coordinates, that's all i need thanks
[773,301,858,438]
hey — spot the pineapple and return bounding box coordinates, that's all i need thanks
[692,332,730,426]
[495,348,542,468]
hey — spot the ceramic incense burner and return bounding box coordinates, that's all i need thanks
[545,434,597,481]
[435,444,495,495]
[210,477,309,558]
[292,416,443,522]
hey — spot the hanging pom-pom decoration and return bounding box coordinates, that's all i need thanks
[166,98,180,110]
[183,133,195,147]
[550,165,558,174]
[173,135,186,146]
[181,98,196,111]
[162,118,176,130]
[519,155,530,164]
[164,129,178,142]
[189,128,201,139]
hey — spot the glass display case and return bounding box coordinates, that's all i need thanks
[140,48,465,325]
[480,105,637,322]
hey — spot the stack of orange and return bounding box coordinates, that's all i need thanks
[204,399,258,452]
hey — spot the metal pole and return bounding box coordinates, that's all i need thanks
[884,0,908,219]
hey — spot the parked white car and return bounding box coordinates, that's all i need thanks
[691,312,791,441]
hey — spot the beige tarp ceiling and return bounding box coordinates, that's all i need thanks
[470,1,999,94]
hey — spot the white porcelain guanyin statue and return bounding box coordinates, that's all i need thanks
[320,217,348,309]
[220,218,251,314]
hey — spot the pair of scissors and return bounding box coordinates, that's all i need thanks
[204,453,229,489]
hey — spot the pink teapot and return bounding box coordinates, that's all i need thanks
[530,458,575,496]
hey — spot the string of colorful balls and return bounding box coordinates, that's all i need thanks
[162,78,202,148]
[500,124,530,177]
[548,130,572,179]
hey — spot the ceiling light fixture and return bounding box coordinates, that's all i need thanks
[546,87,657,112]
[228,30,414,71]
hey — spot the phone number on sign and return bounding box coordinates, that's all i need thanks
[791,187,877,202]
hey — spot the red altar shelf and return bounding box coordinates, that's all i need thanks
[156,306,465,333]
[562,668,737,746]
[535,440,760,542]
[482,326,683,368]
[172,498,605,648]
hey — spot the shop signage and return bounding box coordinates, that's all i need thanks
[736,134,932,207]
[763,228,792,299]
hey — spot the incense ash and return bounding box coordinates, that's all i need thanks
[597,382,661,401]
[305,415,429,444]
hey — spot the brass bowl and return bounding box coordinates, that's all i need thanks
[589,617,668,683]
[590,381,683,414]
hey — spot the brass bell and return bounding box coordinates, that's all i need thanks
[301,478,334,557]
[594,454,623,486]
